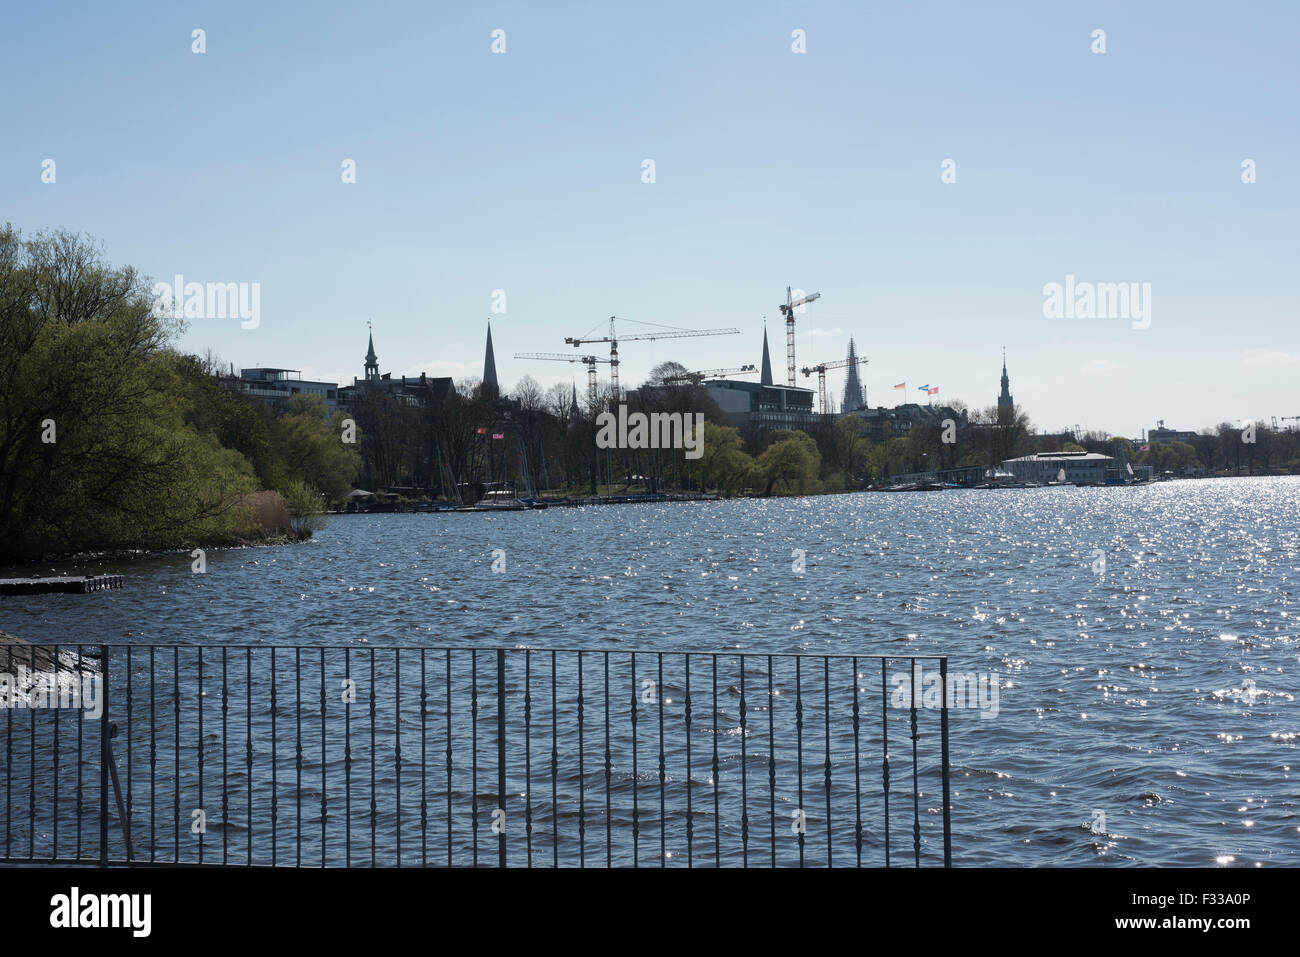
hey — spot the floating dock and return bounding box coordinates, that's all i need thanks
[0,575,125,595]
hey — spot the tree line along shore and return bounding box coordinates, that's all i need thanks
[3,225,1296,563]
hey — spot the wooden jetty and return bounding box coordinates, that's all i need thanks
[0,574,125,596]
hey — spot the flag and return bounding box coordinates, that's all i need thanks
[893,382,906,391]
[492,432,505,440]
[927,386,939,395]
[917,384,930,392]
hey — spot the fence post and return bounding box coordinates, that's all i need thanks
[497,649,506,868]
[939,656,952,868]
[99,644,110,865]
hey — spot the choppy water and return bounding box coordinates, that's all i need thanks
[3,476,1298,866]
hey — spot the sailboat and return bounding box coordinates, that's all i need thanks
[1046,467,1072,487]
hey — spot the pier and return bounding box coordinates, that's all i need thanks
[0,575,125,596]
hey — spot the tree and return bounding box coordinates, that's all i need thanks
[0,225,260,558]
[757,431,821,495]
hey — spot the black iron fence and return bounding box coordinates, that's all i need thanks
[1,644,953,867]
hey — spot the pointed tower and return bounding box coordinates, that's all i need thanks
[998,347,1013,415]
[760,324,774,387]
[842,337,864,411]
[364,322,379,382]
[483,320,499,393]
[570,382,579,417]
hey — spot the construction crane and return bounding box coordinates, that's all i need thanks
[1281,415,1300,431]
[564,317,740,402]
[779,287,821,386]
[515,352,610,405]
[662,364,757,385]
[800,356,867,415]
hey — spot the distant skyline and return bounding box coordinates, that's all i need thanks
[3,1,1296,437]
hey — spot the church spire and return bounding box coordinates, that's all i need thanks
[760,322,774,387]
[998,347,1013,414]
[364,320,379,382]
[842,337,864,411]
[483,319,499,393]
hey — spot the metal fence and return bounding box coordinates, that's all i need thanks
[1,644,952,867]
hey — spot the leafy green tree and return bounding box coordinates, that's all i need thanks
[757,431,821,495]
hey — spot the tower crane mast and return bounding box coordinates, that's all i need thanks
[800,355,867,415]
[779,287,821,386]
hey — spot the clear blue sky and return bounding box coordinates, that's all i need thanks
[3,1,1297,437]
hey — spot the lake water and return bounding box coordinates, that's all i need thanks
[3,476,1298,866]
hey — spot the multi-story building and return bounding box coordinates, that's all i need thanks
[228,368,340,413]
[337,327,453,409]
[701,328,817,431]
[1001,451,1114,484]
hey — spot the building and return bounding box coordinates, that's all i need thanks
[842,338,865,412]
[337,325,453,409]
[228,368,340,413]
[998,348,1014,415]
[1002,451,1114,484]
[847,402,967,442]
[701,329,816,431]
[704,379,817,431]
[1148,420,1198,444]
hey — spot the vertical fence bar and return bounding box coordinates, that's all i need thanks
[125,646,132,859]
[852,657,861,868]
[445,650,452,868]
[271,648,279,867]
[222,647,228,865]
[824,657,832,868]
[99,644,110,865]
[247,649,253,867]
[795,656,804,868]
[323,648,329,867]
[881,657,890,868]
[75,647,82,860]
[29,650,35,859]
[739,655,748,868]
[577,651,585,866]
[940,656,952,868]
[550,650,557,868]
[340,647,347,868]
[5,645,11,861]
[630,651,638,867]
[911,656,920,867]
[393,648,399,868]
[172,647,180,863]
[198,648,205,865]
[369,650,377,868]
[603,651,611,868]
[421,649,428,868]
[684,653,693,869]
[526,651,534,868]
[294,648,301,867]
[52,643,59,859]
[471,651,478,867]
[497,648,506,869]
[711,655,719,867]
[657,652,665,868]
[150,647,157,863]
[768,655,775,868]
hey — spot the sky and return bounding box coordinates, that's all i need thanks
[3,1,1297,438]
